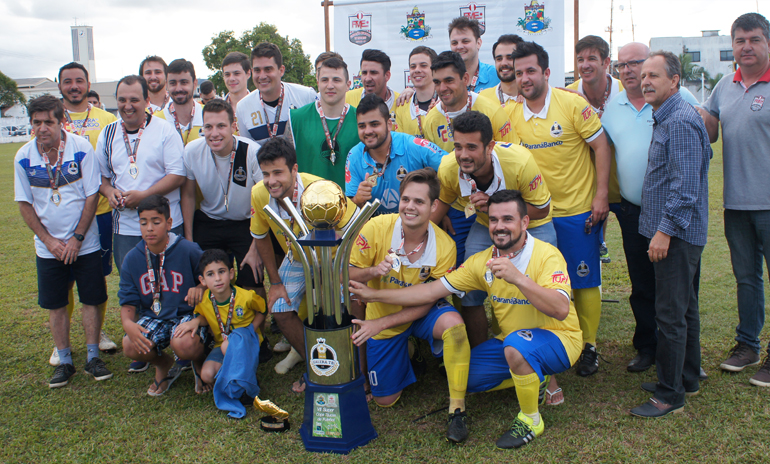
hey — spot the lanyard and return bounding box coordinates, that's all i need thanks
[485,235,527,285]
[261,84,285,139]
[159,92,170,111]
[63,104,92,136]
[497,85,516,107]
[212,137,237,212]
[145,243,167,314]
[169,102,195,144]
[121,117,146,179]
[39,132,66,193]
[461,169,501,197]
[318,101,349,165]
[468,66,480,92]
[412,94,425,138]
[363,138,392,183]
[442,93,473,140]
[389,227,428,259]
[210,288,236,339]
[591,76,612,117]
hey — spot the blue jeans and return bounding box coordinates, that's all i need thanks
[528,221,557,247]
[724,209,770,355]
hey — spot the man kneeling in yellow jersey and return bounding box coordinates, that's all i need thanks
[350,189,582,449]
[348,168,471,443]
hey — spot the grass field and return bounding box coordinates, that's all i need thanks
[1,140,768,464]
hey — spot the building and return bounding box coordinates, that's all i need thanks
[650,30,735,101]
[72,25,96,83]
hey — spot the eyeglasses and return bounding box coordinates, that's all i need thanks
[614,59,646,70]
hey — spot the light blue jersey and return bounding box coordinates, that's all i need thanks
[472,61,500,92]
[345,132,447,213]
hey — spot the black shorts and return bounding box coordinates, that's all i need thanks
[193,210,264,289]
[36,250,108,310]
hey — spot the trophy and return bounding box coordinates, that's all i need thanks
[263,180,379,454]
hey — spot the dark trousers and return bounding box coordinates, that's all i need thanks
[617,199,658,356]
[652,237,703,405]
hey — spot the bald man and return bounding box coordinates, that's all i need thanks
[601,43,700,373]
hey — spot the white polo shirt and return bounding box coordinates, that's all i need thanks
[235,82,317,144]
[184,136,262,221]
[96,114,186,236]
[14,133,101,259]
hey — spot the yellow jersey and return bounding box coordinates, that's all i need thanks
[479,84,519,110]
[393,94,433,138]
[350,214,456,340]
[63,106,117,215]
[250,172,357,256]
[443,236,582,364]
[194,286,266,347]
[509,87,604,217]
[422,92,518,153]
[154,100,205,146]
[438,142,552,229]
[345,87,400,115]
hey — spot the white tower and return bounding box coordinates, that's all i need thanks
[71,25,96,82]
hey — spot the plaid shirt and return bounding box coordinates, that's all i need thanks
[640,91,712,246]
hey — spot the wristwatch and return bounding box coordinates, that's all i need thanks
[73,233,85,242]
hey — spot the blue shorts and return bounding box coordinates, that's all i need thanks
[467,328,572,392]
[96,212,113,277]
[37,251,107,310]
[552,211,602,289]
[460,221,493,307]
[206,346,225,364]
[366,300,456,397]
[447,207,476,265]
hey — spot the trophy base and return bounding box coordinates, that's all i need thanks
[299,374,377,454]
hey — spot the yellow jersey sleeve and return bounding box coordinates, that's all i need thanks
[250,182,272,239]
[349,216,385,270]
[566,80,580,91]
[437,154,462,208]
[443,249,490,295]
[472,96,519,145]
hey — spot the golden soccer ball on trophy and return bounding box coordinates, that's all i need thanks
[300,180,347,229]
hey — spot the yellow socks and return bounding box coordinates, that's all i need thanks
[442,324,470,412]
[512,371,540,421]
[573,287,601,347]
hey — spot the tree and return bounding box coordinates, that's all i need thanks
[678,52,705,85]
[202,23,315,94]
[0,70,25,112]
[705,73,724,92]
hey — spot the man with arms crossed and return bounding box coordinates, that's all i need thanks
[349,168,470,443]
[351,190,581,449]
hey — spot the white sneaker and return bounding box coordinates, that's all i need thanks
[49,346,60,367]
[99,331,118,351]
[273,337,292,353]
[275,347,303,375]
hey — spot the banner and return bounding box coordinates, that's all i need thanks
[333,0,565,92]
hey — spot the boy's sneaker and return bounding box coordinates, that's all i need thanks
[576,343,599,377]
[446,408,469,443]
[49,346,60,367]
[99,331,118,352]
[49,363,76,388]
[720,342,760,372]
[128,360,149,373]
[496,412,544,449]
[599,242,611,263]
[84,358,114,381]
[749,356,770,387]
[273,337,292,353]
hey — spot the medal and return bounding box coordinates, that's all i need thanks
[388,226,428,272]
[287,248,293,264]
[145,241,167,316]
[465,203,476,218]
[39,131,66,207]
[210,288,236,340]
[317,101,349,166]
[364,139,392,188]
[485,236,528,287]
[368,174,378,186]
[484,268,494,286]
[152,298,162,315]
[389,252,401,272]
[122,117,146,180]
[460,161,501,219]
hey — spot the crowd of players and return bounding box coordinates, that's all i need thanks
[13,12,770,449]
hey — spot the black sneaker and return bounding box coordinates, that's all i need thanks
[496,412,543,449]
[446,408,469,443]
[576,343,599,377]
[84,358,113,381]
[49,363,76,388]
[259,338,273,364]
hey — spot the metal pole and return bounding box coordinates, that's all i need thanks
[574,0,579,80]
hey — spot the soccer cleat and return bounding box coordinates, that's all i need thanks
[84,358,114,381]
[576,343,599,377]
[128,360,149,373]
[538,375,551,405]
[99,331,118,352]
[599,242,611,263]
[49,346,60,367]
[496,412,544,449]
[446,408,469,443]
[273,336,292,353]
[749,356,770,387]
[49,363,76,388]
[720,342,760,372]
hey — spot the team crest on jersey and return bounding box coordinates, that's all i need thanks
[751,95,765,111]
[550,121,563,138]
[581,106,593,121]
[309,338,340,377]
[233,166,247,182]
[396,166,408,181]
[67,162,79,175]
[349,11,373,45]
[577,261,590,277]
[351,73,362,90]
[517,0,552,35]
[517,329,533,341]
[419,266,431,280]
[235,306,244,317]
[356,234,370,253]
[460,3,486,34]
[401,6,432,41]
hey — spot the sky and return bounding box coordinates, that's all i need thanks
[0,0,764,83]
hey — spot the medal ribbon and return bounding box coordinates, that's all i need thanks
[468,66,480,92]
[145,244,167,306]
[442,93,473,140]
[318,101,349,160]
[121,117,146,167]
[497,85,516,107]
[389,227,428,259]
[212,137,237,211]
[169,102,196,144]
[39,131,66,192]
[363,138,392,180]
[261,84,285,139]
[210,288,236,339]
[63,104,92,136]
[487,235,528,268]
